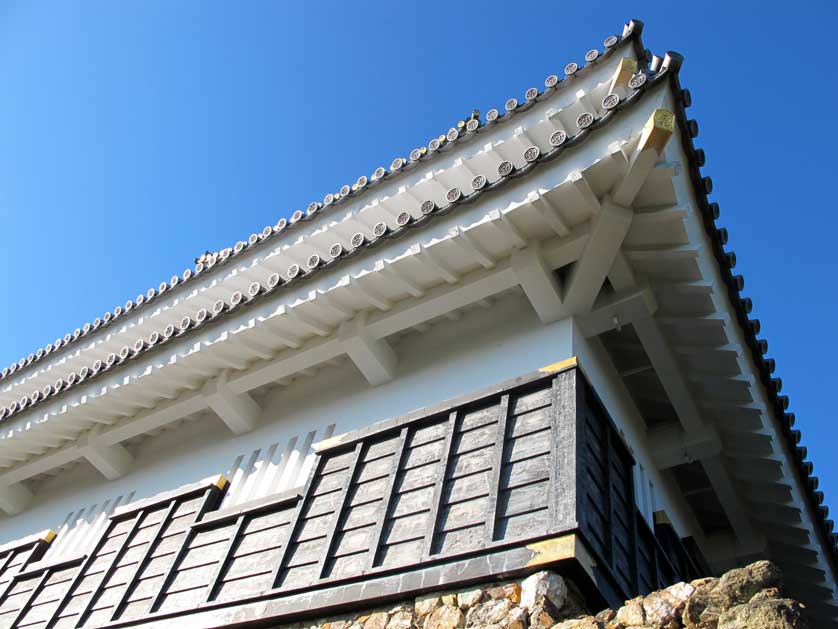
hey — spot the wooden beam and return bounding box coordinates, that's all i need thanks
[570,170,601,214]
[367,426,409,570]
[7,570,49,628]
[419,243,458,284]
[81,441,133,480]
[229,338,342,394]
[489,209,527,249]
[367,263,519,340]
[702,454,766,554]
[630,207,688,231]
[577,284,658,338]
[352,277,392,312]
[647,424,721,470]
[0,446,80,486]
[7,433,50,454]
[210,345,252,371]
[79,513,144,624]
[589,272,763,555]
[149,486,223,614]
[202,371,261,435]
[562,200,633,316]
[262,320,303,350]
[317,442,364,579]
[423,411,458,559]
[609,57,638,94]
[624,244,700,262]
[98,391,207,446]
[313,290,353,320]
[338,315,397,386]
[511,245,564,323]
[529,193,570,237]
[611,109,675,207]
[282,306,332,337]
[377,263,425,298]
[108,506,175,620]
[0,230,592,495]
[205,514,247,602]
[631,315,705,434]
[452,227,496,269]
[485,395,510,544]
[231,334,275,361]
[0,482,32,515]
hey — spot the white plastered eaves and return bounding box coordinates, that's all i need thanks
[0,95,662,485]
[0,43,638,409]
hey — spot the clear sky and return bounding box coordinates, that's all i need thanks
[1,2,835,526]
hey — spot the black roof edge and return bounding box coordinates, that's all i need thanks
[663,56,838,573]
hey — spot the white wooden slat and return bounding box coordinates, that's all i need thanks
[219,423,336,510]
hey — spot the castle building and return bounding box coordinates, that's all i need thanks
[0,19,833,628]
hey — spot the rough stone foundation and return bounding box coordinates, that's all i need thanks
[279,561,809,629]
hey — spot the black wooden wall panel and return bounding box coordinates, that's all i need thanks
[325,434,400,580]
[0,575,40,627]
[14,564,77,629]
[496,386,553,541]
[635,516,658,595]
[205,503,296,604]
[53,514,143,628]
[0,536,53,628]
[0,365,711,628]
[576,376,640,600]
[581,403,610,561]
[26,481,224,629]
[375,419,445,569]
[609,434,635,596]
[433,404,496,557]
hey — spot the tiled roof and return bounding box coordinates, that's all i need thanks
[0,22,646,386]
[1,18,834,576]
[0,22,657,424]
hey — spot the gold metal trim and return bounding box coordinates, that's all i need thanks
[639,109,675,154]
[538,356,578,374]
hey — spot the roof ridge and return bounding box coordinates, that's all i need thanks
[0,19,647,388]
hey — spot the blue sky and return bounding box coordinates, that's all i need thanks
[1,2,836,526]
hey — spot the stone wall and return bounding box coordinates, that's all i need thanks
[281,561,809,629]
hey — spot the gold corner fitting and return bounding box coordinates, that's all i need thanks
[539,356,578,374]
[639,109,675,154]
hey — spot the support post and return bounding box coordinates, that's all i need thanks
[611,109,675,207]
[339,314,397,386]
[0,482,32,515]
[562,200,633,315]
[81,441,133,480]
[203,371,261,434]
[512,245,564,323]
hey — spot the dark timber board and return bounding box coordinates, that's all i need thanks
[1,364,707,628]
[0,535,54,629]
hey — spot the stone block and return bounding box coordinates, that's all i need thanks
[425,605,465,629]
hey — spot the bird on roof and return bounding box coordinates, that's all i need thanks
[194,250,212,264]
